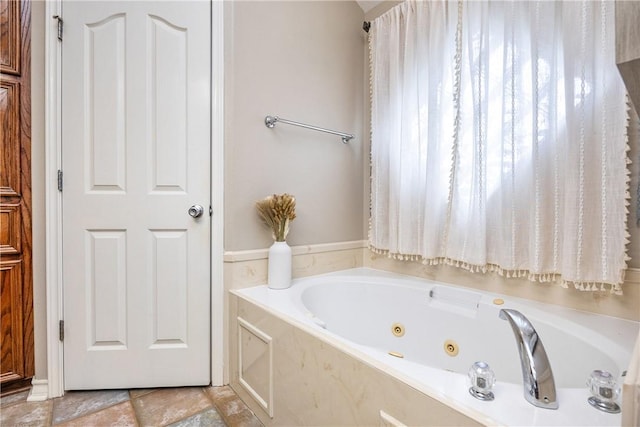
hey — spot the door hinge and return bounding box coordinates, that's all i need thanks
[57,170,63,191]
[59,320,64,341]
[53,15,63,41]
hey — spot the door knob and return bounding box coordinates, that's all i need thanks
[188,205,204,218]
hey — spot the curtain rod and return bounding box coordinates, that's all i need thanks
[264,115,354,144]
[363,21,371,33]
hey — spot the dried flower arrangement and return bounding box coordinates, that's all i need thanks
[255,193,296,242]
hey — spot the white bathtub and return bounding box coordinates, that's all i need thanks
[233,268,639,426]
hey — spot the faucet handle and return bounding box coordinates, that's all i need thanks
[586,370,621,413]
[468,361,495,401]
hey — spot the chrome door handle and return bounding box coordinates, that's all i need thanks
[188,205,204,218]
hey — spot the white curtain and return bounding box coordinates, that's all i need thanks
[369,0,630,292]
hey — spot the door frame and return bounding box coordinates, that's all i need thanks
[44,0,224,398]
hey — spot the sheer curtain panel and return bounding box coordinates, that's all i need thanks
[369,0,630,292]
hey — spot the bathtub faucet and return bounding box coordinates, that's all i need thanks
[499,309,558,409]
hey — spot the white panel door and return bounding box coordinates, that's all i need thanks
[62,1,211,389]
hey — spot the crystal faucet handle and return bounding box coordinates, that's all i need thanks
[586,370,620,413]
[587,370,619,401]
[468,361,495,401]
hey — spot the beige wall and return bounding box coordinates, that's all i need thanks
[223,0,367,251]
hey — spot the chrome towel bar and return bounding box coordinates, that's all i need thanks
[264,115,354,144]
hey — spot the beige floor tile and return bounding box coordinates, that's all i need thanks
[225,410,264,427]
[204,385,237,402]
[166,407,226,427]
[56,401,138,427]
[0,390,30,407]
[51,390,130,425]
[131,387,212,427]
[0,400,53,427]
[215,396,248,419]
[205,386,263,427]
[0,386,248,427]
[128,388,158,399]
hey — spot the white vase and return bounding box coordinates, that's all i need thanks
[268,241,292,289]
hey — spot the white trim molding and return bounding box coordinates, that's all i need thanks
[210,0,225,387]
[27,379,49,402]
[44,0,64,398]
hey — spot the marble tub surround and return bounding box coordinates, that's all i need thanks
[0,386,262,427]
[622,330,640,427]
[223,240,366,289]
[229,293,481,427]
[229,270,638,426]
[222,241,639,389]
[222,241,366,384]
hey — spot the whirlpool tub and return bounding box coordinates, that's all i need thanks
[230,268,638,426]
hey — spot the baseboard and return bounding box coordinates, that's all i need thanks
[27,379,49,402]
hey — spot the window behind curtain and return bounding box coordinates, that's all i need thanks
[369,0,630,292]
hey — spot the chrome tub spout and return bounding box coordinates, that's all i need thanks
[499,308,558,409]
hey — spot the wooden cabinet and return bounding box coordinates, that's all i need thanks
[0,0,33,393]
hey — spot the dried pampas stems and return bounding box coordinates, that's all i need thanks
[255,193,296,242]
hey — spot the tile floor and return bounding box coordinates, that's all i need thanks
[0,385,263,427]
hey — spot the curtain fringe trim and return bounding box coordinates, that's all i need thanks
[368,244,624,295]
[622,96,634,279]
